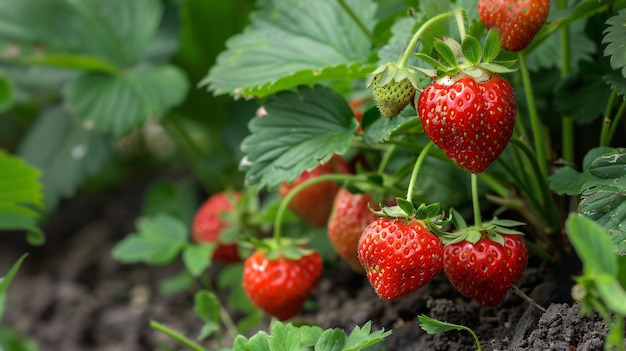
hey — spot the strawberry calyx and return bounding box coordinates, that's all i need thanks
[440,217,526,246]
[245,236,315,261]
[369,199,452,236]
[414,29,517,83]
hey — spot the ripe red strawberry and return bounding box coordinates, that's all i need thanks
[358,217,444,300]
[192,191,241,263]
[478,0,550,52]
[242,249,323,320]
[327,189,377,273]
[443,234,528,306]
[417,73,516,173]
[278,155,351,227]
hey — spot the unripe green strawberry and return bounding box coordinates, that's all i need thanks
[372,75,417,120]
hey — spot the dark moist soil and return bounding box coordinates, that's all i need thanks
[0,176,619,351]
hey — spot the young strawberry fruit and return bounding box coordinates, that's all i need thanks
[444,234,528,306]
[327,189,377,273]
[242,249,323,320]
[358,217,444,300]
[369,62,420,120]
[417,71,516,173]
[192,191,241,263]
[478,0,550,52]
[278,155,351,227]
[372,75,416,119]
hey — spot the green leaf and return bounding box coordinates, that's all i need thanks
[182,244,215,277]
[194,290,220,340]
[548,166,594,196]
[17,107,111,211]
[343,322,391,351]
[0,328,39,351]
[578,148,626,255]
[482,29,501,63]
[566,214,617,276]
[0,150,43,218]
[299,325,325,347]
[418,314,480,349]
[419,314,469,334]
[526,21,594,73]
[314,329,345,351]
[202,0,377,99]
[64,64,189,136]
[461,35,481,66]
[233,331,271,351]
[0,70,14,112]
[0,254,27,298]
[111,214,188,265]
[595,273,626,316]
[0,0,163,68]
[604,72,626,97]
[603,9,626,78]
[362,106,419,145]
[269,322,300,351]
[553,61,613,124]
[159,271,195,295]
[240,85,357,189]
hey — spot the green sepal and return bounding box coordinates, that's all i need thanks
[482,29,502,63]
[461,35,482,66]
[478,62,517,74]
[485,231,505,246]
[433,38,459,69]
[415,202,442,220]
[449,208,468,229]
[396,198,416,217]
[415,53,449,73]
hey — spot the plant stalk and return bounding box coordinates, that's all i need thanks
[397,9,460,68]
[600,89,618,147]
[150,321,206,351]
[517,52,548,179]
[405,141,434,201]
[273,173,360,243]
[471,173,482,228]
[558,0,574,164]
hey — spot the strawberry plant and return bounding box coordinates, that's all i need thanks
[2,0,626,349]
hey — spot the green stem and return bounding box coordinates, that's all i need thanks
[150,321,206,351]
[454,8,466,40]
[397,9,460,68]
[405,141,434,201]
[471,173,482,228]
[608,99,626,145]
[337,0,378,46]
[558,0,574,164]
[518,52,549,179]
[377,144,396,174]
[274,173,361,242]
[600,89,618,147]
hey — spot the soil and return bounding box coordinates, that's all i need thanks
[0,176,620,351]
